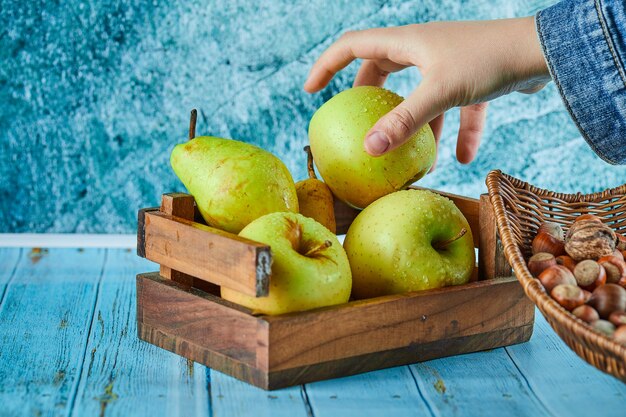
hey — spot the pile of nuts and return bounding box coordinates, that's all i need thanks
[528,214,626,344]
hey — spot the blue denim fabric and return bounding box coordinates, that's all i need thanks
[537,0,626,164]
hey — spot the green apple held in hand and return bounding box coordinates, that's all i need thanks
[344,189,474,299]
[170,136,298,234]
[308,86,436,209]
[221,212,352,315]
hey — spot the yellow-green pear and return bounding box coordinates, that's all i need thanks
[295,146,336,233]
[308,86,436,209]
[170,136,298,234]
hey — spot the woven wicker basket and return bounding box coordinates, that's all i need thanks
[486,170,626,381]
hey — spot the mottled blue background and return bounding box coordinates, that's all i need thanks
[2,0,626,233]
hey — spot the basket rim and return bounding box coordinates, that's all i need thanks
[486,170,626,368]
[487,170,626,203]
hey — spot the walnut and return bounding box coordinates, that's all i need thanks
[565,219,617,261]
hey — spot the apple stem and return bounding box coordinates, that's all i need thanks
[433,228,467,250]
[304,146,317,179]
[189,109,197,141]
[304,239,332,257]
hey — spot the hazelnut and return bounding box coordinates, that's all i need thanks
[613,249,624,261]
[573,260,606,291]
[582,289,592,303]
[587,284,626,319]
[592,319,616,337]
[572,305,600,323]
[538,265,576,293]
[556,255,577,273]
[614,326,626,345]
[550,284,585,311]
[617,234,626,251]
[597,255,626,284]
[532,222,565,256]
[564,220,616,261]
[609,311,626,327]
[574,214,603,224]
[527,252,556,277]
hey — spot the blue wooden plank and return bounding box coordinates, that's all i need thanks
[505,310,626,417]
[69,248,210,417]
[304,366,434,417]
[0,248,22,304]
[0,248,106,417]
[210,370,310,417]
[409,347,552,417]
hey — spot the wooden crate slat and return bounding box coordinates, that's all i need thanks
[268,325,532,390]
[265,276,533,372]
[479,194,512,279]
[137,273,266,369]
[159,193,197,287]
[143,211,271,297]
[137,272,533,389]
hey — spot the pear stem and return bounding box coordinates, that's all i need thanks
[433,228,467,250]
[189,109,197,140]
[304,146,317,179]
[304,239,332,257]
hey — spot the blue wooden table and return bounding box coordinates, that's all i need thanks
[1,245,625,417]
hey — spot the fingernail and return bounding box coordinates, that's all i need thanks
[364,131,390,155]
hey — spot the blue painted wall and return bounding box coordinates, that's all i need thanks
[1,0,625,233]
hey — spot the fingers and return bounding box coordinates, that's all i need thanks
[353,60,389,87]
[364,75,447,156]
[304,28,398,93]
[456,103,488,164]
[428,113,445,172]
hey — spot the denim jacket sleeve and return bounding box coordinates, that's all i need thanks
[536,0,626,164]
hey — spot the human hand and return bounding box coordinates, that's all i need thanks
[304,17,551,166]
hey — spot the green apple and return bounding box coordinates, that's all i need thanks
[308,86,436,209]
[221,212,352,315]
[344,189,474,299]
[170,136,298,234]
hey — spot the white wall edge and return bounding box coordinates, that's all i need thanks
[0,234,137,248]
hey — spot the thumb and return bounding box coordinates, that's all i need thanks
[364,77,446,156]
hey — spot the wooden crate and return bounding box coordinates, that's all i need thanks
[136,189,534,390]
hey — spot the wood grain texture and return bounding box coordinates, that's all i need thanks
[0,248,21,303]
[505,312,626,417]
[265,276,533,372]
[138,272,534,389]
[0,248,107,417]
[304,366,434,417]
[266,325,532,390]
[70,249,209,417]
[137,273,267,370]
[143,211,271,297]
[410,347,551,417]
[159,193,196,287]
[3,248,626,416]
[479,194,512,279]
[210,371,310,417]
[136,207,158,258]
